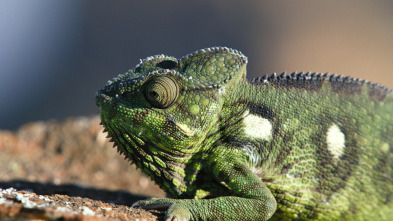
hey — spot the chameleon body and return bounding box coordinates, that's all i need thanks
[96,47,393,220]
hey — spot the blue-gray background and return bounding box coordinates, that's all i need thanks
[1,0,393,130]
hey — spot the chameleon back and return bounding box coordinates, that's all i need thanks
[233,72,393,219]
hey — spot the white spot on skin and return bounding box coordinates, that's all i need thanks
[217,87,225,95]
[242,143,264,176]
[326,124,345,159]
[243,110,273,140]
[176,123,195,136]
[242,143,261,167]
[380,142,390,153]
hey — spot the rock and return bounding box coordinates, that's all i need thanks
[0,187,159,220]
[0,116,165,220]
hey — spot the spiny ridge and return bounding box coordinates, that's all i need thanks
[249,71,392,95]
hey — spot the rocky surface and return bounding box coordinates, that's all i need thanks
[0,116,166,220]
[0,187,159,221]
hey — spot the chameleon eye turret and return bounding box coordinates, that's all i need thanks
[144,76,179,109]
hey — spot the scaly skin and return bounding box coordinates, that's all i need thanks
[96,47,393,220]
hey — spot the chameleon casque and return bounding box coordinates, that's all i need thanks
[96,47,393,220]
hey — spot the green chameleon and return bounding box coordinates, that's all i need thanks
[96,47,393,220]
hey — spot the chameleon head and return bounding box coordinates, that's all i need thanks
[95,47,247,175]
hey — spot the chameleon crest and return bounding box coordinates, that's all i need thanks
[96,47,393,220]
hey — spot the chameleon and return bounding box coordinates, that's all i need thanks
[95,47,393,220]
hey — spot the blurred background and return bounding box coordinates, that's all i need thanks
[1,0,393,130]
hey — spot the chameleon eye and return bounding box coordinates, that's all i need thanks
[144,76,179,109]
